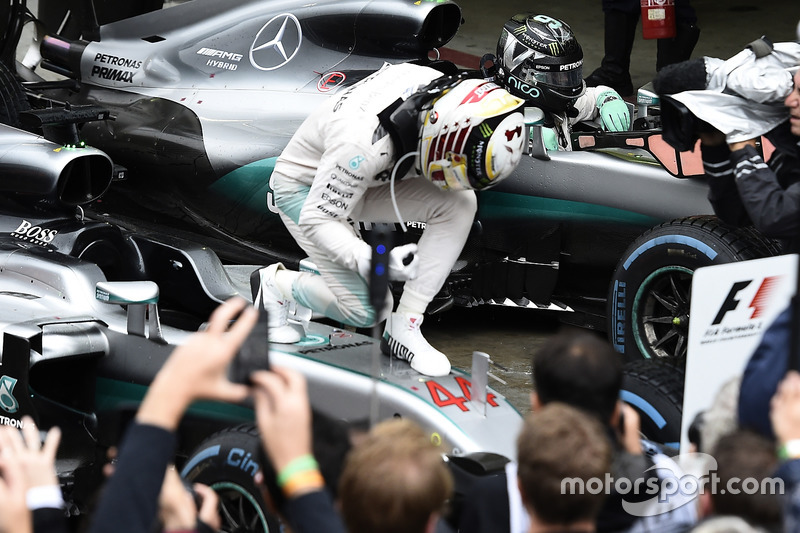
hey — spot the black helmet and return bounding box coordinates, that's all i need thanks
[494,13,585,113]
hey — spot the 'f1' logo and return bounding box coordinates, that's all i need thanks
[712,276,782,325]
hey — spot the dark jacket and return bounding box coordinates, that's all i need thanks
[702,120,800,255]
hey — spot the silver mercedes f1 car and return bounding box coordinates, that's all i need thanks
[0,122,523,531]
[1,0,779,364]
[2,0,779,365]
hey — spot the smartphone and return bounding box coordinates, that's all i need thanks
[228,308,270,384]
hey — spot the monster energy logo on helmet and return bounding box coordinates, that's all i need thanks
[478,123,494,139]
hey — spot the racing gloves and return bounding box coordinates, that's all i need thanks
[596,89,631,132]
[356,242,420,282]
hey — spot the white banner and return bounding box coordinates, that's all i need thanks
[683,254,798,452]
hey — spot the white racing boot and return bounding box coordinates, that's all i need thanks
[381,312,451,377]
[254,263,303,344]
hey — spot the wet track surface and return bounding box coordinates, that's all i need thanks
[421,306,575,416]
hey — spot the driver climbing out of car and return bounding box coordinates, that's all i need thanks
[255,62,526,377]
[482,13,631,150]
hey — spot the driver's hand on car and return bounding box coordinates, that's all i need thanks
[356,242,420,282]
[596,89,631,132]
[137,297,258,431]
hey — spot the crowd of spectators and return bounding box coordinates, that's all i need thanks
[3,291,800,533]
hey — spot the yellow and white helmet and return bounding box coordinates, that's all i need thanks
[418,79,526,191]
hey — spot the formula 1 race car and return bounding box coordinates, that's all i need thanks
[0,123,524,531]
[0,0,779,366]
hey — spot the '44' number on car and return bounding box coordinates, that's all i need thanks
[426,376,499,412]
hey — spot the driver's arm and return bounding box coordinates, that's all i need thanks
[574,86,630,132]
[297,140,384,272]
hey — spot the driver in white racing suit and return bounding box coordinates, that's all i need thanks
[257,62,526,377]
[485,13,631,149]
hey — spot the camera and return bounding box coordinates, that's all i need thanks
[659,95,717,153]
[228,308,270,385]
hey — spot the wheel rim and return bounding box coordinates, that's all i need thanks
[631,266,693,359]
[211,481,271,533]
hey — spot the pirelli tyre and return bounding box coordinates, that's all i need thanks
[621,359,685,450]
[181,425,280,533]
[607,216,776,361]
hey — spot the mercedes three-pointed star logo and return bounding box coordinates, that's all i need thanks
[249,13,303,72]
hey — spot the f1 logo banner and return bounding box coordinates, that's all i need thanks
[682,254,798,452]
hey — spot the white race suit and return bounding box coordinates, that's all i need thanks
[270,62,477,328]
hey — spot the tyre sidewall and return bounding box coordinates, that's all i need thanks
[621,361,684,449]
[610,224,747,360]
[181,427,276,532]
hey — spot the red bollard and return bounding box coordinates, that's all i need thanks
[641,0,676,39]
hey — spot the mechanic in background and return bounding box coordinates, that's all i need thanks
[585,0,699,97]
[256,62,526,377]
[483,13,631,152]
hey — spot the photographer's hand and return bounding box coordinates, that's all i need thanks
[729,139,758,152]
[699,131,726,147]
[194,484,221,531]
[0,449,32,533]
[137,297,257,431]
[0,416,60,493]
[158,467,198,532]
[251,366,313,473]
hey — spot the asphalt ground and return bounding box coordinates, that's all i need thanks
[424,307,581,416]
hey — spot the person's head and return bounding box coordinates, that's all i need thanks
[703,429,782,529]
[532,331,622,424]
[417,77,525,191]
[785,68,800,136]
[517,402,612,528]
[494,13,585,114]
[338,418,453,533]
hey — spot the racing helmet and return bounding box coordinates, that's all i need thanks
[494,13,585,113]
[418,79,525,191]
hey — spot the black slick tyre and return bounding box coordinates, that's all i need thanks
[607,216,775,361]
